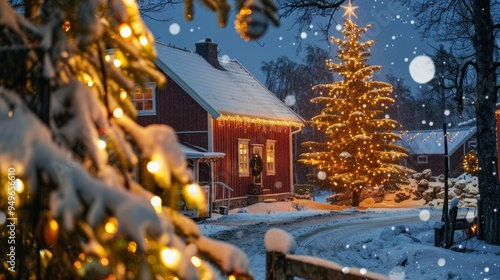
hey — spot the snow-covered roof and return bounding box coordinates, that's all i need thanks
[398,126,477,155]
[154,42,303,124]
[180,143,225,162]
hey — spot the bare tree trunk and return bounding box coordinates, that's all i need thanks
[473,0,500,245]
[352,190,360,207]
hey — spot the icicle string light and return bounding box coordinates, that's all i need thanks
[217,115,303,132]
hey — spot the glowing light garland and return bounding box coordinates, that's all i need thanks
[463,150,479,175]
[399,129,473,145]
[217,115,303,132]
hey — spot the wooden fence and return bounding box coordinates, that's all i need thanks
[266,252,388,280]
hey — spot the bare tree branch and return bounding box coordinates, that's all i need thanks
[277,0,347,42]
[454,60,479,112]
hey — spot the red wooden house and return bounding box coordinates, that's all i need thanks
[497,106,500,177]
[135,39,303,210]
[399,127,477,176]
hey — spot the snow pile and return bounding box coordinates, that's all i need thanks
[264,228,297,254]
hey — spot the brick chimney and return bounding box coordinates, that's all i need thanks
[195,38,220,69]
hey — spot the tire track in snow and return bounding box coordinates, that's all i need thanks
[293,212,440,274]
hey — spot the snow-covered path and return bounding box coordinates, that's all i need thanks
[203,211,367,279]
[202,206,500,280]
[293,210,441,274]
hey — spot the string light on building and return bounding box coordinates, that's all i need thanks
[217,115,303,134]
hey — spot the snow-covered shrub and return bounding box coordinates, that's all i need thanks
[291,199,306,211]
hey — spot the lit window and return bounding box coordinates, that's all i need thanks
[266,140,276,175]
[133,82,156,116]
[238,139,250,176]
[417,155,428,164]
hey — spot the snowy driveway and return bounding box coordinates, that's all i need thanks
[292,212,440,274]
[203,209,429,278]
[202,208,499,279]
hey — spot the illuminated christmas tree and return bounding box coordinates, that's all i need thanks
[0,0,278,279]
[299,0,413,206]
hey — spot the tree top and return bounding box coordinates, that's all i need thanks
[341,0,358,20]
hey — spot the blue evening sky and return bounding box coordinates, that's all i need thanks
[143,0,435,88]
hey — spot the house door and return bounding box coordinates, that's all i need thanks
[252,146,263,186]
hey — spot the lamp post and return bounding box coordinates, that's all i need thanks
[442,122,450,247]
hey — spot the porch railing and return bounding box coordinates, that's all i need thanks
[199,181,233,215]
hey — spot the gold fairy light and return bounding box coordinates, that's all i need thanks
[113,59,122,67]
[113,108,124,118]
[119,90,128,100]
[191,256,202,267]
[104,217,118,234]
[62,20,71,32]
[97,140,107,150]
[150,196,162,213]
[160,247,179,267]
[147,160,160,173]
[118,23,132,39]
[217,115,302,128]
[139,36,149,46]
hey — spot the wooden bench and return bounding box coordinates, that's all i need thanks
[434,198,477,248]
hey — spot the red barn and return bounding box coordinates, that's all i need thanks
[399,127,477,176]
[135,39,303,211]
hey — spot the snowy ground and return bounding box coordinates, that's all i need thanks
[200,192,500,280]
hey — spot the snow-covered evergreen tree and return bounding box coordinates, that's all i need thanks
[0,0,278,279]
[299,1,413,206]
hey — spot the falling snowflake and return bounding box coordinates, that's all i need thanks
[169,23,181,35]
[409,55,435,84]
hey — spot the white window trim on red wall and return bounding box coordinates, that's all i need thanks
[238,138,250,177]
[266,140,276,175]
[134,82,157,116]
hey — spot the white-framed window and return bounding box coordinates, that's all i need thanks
[238,139,250,176]
[133,82,156,116]
[417,155,428,164]
[266,140,276,175]
[468,140,477,149]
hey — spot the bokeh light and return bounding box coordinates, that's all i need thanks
[409,55,435,84]
[169,23,181,35]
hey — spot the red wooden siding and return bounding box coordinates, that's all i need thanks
[212,119,292,199]
[406,141,475,177]
[137,75,209,148]
[497,110,500,178]
[135,71,296,201]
